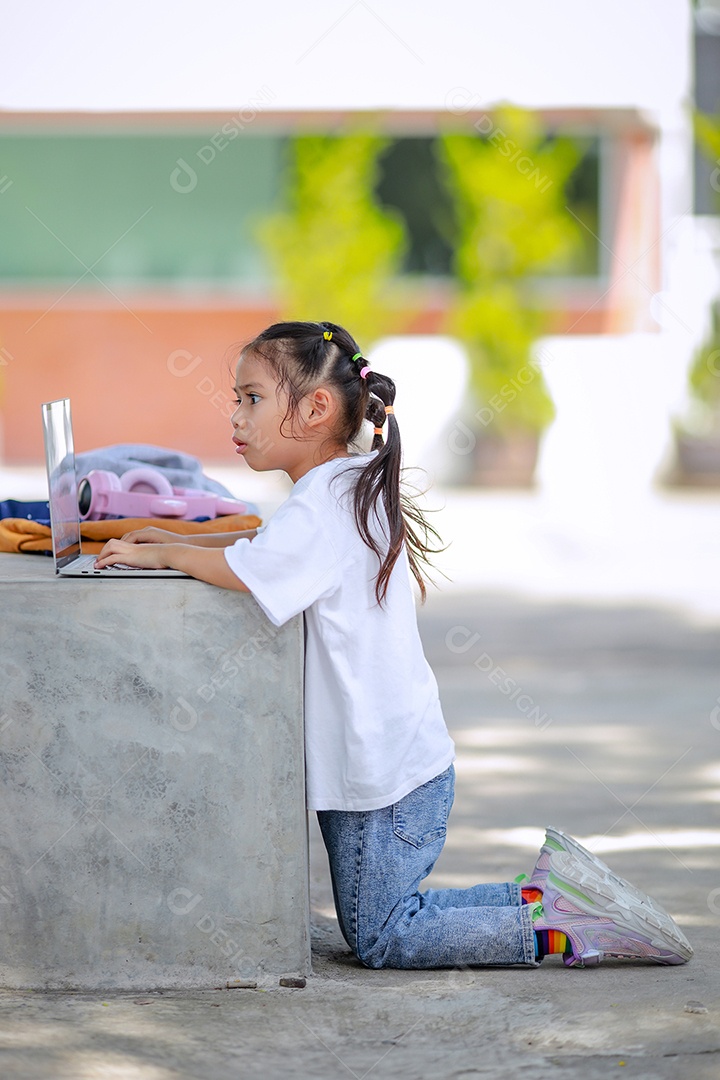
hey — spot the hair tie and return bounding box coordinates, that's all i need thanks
[384,405,394,415]
[350,351,370,379]
[323,330,333,341]
[373,426,384,436]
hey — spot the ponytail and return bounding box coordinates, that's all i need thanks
[351,369,444,605]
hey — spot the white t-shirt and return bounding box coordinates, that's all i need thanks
[223,455,455,811]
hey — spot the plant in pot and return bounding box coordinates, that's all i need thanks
[673,297,720,483]
[438,105,582,486]
[671,111,720,485]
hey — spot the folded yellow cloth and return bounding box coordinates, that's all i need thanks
[0,514,262,555]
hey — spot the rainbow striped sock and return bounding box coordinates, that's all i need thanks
[515,873,543,905]
[533,928,570,960]
[526,900,572,960]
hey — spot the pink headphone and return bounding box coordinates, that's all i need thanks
[78,468,252,521]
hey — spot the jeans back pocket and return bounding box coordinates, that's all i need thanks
[392,766,454,848]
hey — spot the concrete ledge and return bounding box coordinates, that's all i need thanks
[0,553,309,990]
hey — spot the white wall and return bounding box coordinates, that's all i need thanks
[0,0,690,118]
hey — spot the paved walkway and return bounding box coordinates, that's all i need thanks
[1,586,718,1078]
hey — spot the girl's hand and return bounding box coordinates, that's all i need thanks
[93,537,249,591]
[94,538,174,569]
[120,526,178,545]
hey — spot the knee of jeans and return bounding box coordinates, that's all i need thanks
[353,916,395,969]
[355,936,387,969]
[354,896,424,970]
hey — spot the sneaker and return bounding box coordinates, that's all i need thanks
[532,851,693,967]
[529,826,681,931]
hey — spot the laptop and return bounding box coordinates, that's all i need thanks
[41,398,189,577]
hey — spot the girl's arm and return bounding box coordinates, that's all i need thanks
[94,539,250,592]
[120,525,258,547]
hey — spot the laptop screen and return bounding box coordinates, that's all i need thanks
[41,398,81,568]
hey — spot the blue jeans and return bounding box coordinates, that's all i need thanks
[317,765,536,968]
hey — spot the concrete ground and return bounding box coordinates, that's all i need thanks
[1,477,719,1077]
[1,587,719,1079]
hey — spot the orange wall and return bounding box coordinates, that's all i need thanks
[0,301,279,464]
[0,287,645,466]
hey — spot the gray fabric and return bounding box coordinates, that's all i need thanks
[75,444,234,497]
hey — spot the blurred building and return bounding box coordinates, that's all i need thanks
[0,0,711,466]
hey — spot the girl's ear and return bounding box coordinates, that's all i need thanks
[301,386,338,429]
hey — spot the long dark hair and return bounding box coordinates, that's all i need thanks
[238,320,443,603]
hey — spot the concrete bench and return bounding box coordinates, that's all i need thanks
[0,552,309,990]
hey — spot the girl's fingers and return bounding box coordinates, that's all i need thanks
[121,529,151,543]
[94,540,170,570]
[95,538,134,566]
[121,528,168,544]
[96,541,115,560]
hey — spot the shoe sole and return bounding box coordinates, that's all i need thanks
[548,850,693,962]
[543,827,683,931]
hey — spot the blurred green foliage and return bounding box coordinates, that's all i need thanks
[688,300,720,432]
[259,111,587,435]
[376,135,599,280]
[439,105,582,433]
[694,110,720,187]
[257,133,406,345]
[688,112,720,426]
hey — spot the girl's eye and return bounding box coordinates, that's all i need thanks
[249,393,261,405]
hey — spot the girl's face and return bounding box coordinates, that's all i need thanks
[231,352,291,474]
[231,351,316,481]
[232,349,350,481]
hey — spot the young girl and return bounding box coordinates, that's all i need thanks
[96,320,692,970]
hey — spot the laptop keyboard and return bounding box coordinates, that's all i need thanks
[81,561,154,572]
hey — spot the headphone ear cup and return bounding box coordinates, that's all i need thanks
[119,467,174,496]
[77,470,121,520]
